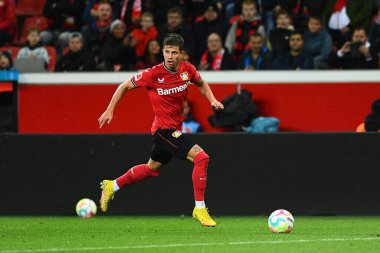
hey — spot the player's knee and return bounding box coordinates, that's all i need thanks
[145,164,160,177]
[193,151,210,165]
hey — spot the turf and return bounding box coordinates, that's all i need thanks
[0,216,380,253]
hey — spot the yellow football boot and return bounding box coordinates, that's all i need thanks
[99,180,115,212]
[192,207,217,227]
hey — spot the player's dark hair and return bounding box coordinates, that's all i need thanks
[163,33,184,51]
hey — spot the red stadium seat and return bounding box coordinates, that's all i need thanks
[16,0,46,16]
[17,16,49,44]
[45,46,57,72]
[0,46,20,59]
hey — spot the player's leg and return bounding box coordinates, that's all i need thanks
[100,137,172,212]
[187,144,216,227]
[99,160,162,212]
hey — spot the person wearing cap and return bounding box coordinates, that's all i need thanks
[99,19,137,71]
[55,32,96,71]
[194,3,230,63]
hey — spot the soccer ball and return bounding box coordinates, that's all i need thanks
[268,209,294,233]
[76,198,97,218]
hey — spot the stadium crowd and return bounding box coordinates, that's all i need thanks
[1,0,380,72]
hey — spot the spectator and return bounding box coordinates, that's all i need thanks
[225,0,265,63]
[81,0,121,38]
[323,0,373,47]
[86,1,114,61]
[17,28,50,69]
[278,0,326,33]
[55,32,96,71]
[268,10,294,57]
[157,7,194,59]
[118,0,142,31]
[194,3,230,63]
[0,0,16,46]
[303,16,332,69]
[198,33,234,71]
[151,1,189,27]
[135,39,163,70]
[364,98,380,132]
[129,12,158,59]
[369,7,380,67]
[272,31,313,69]
[0,51,13,70]
[333,27,378,69]
[182,100,201,133]
[238,33,272,70]
[259,0,282,36]
[99,19,136,71]
[41,0,85,48]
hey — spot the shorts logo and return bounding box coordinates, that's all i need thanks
[180,72,189,81]
[172,131,182,138]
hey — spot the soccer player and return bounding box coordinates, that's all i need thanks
[98,33,224,227]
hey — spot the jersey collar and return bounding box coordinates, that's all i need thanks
[163,61,180,74]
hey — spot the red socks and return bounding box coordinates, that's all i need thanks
[116,164,160,188]
[192,151,210,201]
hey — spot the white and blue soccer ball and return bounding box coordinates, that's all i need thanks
[76,198,97,218]
[268,209,294,233]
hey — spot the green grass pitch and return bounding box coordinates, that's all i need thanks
[1,216,380,253]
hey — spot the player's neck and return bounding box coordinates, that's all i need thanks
[164,62,180,72]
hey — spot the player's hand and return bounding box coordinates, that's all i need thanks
[211,101,224,110]
[98,110,113,129]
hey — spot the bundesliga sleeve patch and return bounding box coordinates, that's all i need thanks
[172,131,182,138]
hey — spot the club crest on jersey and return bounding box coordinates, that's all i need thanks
[172,130,182,138]
[180,72,189,81]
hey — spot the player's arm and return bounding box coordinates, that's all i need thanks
[194,78,224,110]
[98,80,136,128]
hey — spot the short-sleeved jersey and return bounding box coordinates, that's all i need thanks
[131,61,201,134]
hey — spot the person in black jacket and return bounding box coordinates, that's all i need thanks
[99,19,136,71]
[333,27,378,69]
[198,33,234,70]
[272,31,313,69]
[156,7,194,61]
[55,32,96,71]
[194,3,230,63]
[41,0,85,48]
[238,33,272,70]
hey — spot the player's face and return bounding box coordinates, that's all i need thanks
[163,45,181,70]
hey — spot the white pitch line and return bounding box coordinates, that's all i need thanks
[1,237,380,253]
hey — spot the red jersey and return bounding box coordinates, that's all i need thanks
[131,61,201,134]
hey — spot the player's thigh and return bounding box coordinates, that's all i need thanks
[154,128,195,160]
